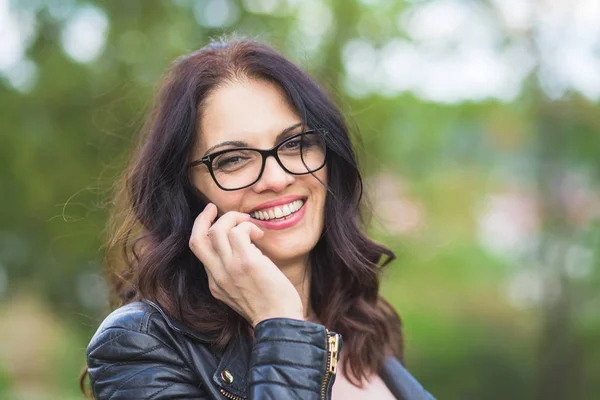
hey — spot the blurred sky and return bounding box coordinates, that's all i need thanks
[2,0,600,101]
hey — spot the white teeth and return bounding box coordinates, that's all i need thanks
[250,199,305,220]
[292,200,301,211]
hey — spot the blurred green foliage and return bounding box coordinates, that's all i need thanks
[1,1,599,399]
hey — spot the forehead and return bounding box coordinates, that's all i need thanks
[197,79,301,151]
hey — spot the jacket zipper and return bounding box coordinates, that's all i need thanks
[220,330,340,400]
[321,329,340,400]
[220,388,246,400]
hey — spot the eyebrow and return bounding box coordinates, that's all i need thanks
[202,122,304,157]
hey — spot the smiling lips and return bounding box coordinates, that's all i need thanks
[250,199,305,221]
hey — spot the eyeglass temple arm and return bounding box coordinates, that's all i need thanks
[189,156,210,168]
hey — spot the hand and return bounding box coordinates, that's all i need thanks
[189,203,304,327]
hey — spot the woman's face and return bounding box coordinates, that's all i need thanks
[189,78,327,266]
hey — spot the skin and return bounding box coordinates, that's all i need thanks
[188,77,328,327]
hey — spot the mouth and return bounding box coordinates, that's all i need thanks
[249,198,307,230]
[250,198,305,221]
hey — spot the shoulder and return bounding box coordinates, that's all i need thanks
[89,300,211,347]
[87,300,169,352]
[86,301,213,399]
[86,301,171,363]
[86,300,195,368]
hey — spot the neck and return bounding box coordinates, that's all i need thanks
[276,254,313,319]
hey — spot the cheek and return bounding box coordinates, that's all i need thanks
[313,168,328,201]
[192,173,243,212]
[308,170,327,221]
[208,190,245,214]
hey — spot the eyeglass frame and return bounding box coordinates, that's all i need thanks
[188,128,328,191]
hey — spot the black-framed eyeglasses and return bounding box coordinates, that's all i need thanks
[188,129,328,191]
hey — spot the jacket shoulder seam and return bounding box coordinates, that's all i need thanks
[94,326,182,359]
[87,330,128,356]
[102,310,199,374]
[89,328,190,380]
[94,342,164,383]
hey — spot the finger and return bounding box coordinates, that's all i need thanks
[189,203,219,265]
[228,221,265,259]
[204,264,223,299]
[229,221,264,243]
[207,211,251,261]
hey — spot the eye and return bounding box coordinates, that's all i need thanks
[212,149,259,173]
[281,138,301,150]
[213,152,250,170]
[216,156,243,168]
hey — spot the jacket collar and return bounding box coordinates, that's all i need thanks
[143,299,251,396]
[212,332,251,397]
[379,356,432,400]
[143,299,216,342]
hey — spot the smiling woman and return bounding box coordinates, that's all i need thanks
[189,79,329,268]
[81,35,435,400]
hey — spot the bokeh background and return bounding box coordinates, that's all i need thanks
[1,0,600,399]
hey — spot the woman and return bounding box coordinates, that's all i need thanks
[84,36,435,400]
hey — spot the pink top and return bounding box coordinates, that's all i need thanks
[306,315,396,399]
[331,349,396,400]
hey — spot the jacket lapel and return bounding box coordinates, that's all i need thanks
[143,299,251,398]
[143,299,215,342]
[212,333,251,398]
[379,356,434,400]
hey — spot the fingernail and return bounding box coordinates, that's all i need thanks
[204,203,213,212]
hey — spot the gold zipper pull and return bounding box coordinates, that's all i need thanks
[322,331,341,399]
[328,333,339,374]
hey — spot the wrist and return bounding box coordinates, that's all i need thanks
[252,309,304,327]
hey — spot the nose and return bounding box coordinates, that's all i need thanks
[252,154,294,193]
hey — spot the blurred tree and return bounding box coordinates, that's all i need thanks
[1,0,599,399]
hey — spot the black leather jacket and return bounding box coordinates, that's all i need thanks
[86,300,435,399]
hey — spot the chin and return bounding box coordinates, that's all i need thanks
[259,235,316,265]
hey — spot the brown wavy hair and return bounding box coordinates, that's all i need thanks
[81,35,403,395]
